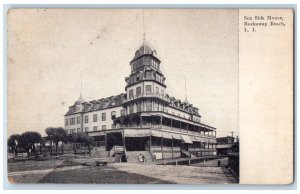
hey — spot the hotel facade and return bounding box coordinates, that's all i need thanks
[64,43,217,160]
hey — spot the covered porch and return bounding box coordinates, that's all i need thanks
[87,127,217,161]
[113,112,216,138]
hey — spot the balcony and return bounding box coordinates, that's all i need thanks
[126,93,169,104]
[114,124,216,139]
[126,76,166,88]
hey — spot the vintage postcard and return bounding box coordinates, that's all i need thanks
[6,8,293,184]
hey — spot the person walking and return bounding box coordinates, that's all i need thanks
[142,154,146,163]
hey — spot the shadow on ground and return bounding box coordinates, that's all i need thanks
[37,165,174,184]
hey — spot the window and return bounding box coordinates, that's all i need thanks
[137,103,141,112]
[129,104,134,114]
[161,89,164,96]
[146,100,152,111]
[70,118,75,125]
[121,109,126,116]
[65,119,69,126]
[145,71,151,78]
[136,86,141,96]
[102,125,106,130]
[155,103,159,111]
[85,127,89,132]
[129,89,134,99]
[77,116,80,124]
[111,111,116,119]
[93,126,97,131]
[155,87,159,94]
[146,85,151,94]
[102,113,106,121]
[77,128,80,133]
[84,116,89,123]
[93,114,97,122]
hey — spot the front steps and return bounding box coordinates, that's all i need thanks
[125,151,154,164]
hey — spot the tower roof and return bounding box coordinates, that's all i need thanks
[131,43,158,62]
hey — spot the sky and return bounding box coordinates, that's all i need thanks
[7,9,239,138]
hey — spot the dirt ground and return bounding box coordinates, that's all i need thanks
[8,158,238,184]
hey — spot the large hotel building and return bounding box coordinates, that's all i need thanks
[64,42,217,161]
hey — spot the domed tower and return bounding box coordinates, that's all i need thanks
[123,43,169,116]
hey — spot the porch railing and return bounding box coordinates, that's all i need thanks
[115,124,215,138]
[127,93,169,103]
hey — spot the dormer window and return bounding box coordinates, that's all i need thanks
[145,71,151,78]
[93,104,98,110]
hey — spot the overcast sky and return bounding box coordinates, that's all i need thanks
[8,9,238,138]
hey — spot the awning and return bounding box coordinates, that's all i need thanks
[181,135,193,144]
[193,136,206,142]
[150,130,162,138]
[124,129,150,137]
[162,131,172,139]
[172,133,181,140]
[141,113,161,117]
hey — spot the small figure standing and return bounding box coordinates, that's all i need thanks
[142,154,145,163]
[138,153,143,163]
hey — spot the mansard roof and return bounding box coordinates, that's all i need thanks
[165,94,201,117]
[65,93,126,115]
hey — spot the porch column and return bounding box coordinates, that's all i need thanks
[149,135,152,149]
[171,118,173,131]
[160,115,163,129]
[204,142,206,156]
[120,118,124,128]
[171,138,174,159]
[105,132,107,150]
[140,115,143,128]
[199,141,202,157]
[186,123,188,134]
[161,136,164,159]
[180,121,182,132]
[122,129,126,152]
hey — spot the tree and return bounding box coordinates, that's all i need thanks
[67,132,94,155]
[45,127,67,155]
[67,133,79,155]
[19,131,42,156]
[78,133,94,154]
[8,134,21,157]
